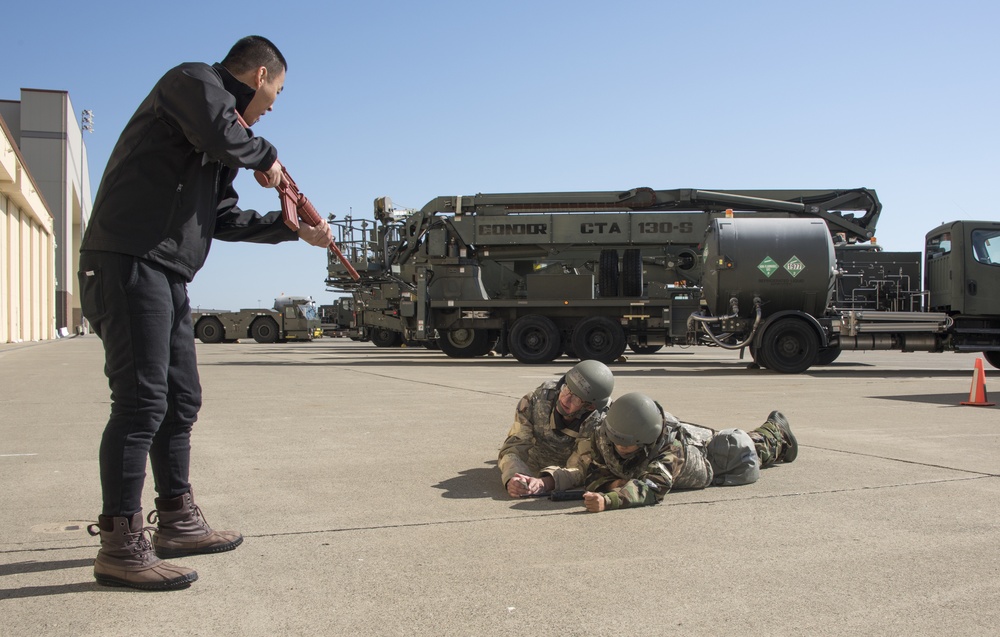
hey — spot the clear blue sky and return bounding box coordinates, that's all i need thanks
[5,1,997,311]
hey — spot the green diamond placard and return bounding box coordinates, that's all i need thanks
[784,256,806,278]
[757,257,779,278]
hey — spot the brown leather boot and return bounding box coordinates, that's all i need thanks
[148,489,243,559]
[88,512,198,590]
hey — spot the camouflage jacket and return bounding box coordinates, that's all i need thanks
[498,379,606,486]
[544,412,713,509]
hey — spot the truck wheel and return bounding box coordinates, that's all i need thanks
[572,316,627,364]
[195,317,224,344]
[622,249,643,297]
[509,315,562,364]
[370,328,403,348]
[984,351,1000,370]
[438,328,492,358]
[599,250,619,297]
[251,317,280,343]
[760,317,819,374]
[815,346,842,365]
[629,343,663,355]
[749,344,771,369]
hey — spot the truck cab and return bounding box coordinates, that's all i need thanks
[926,221,1000,316]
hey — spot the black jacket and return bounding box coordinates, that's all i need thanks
[81,62,297,281]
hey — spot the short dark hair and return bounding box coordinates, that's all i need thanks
[222,35,287,76]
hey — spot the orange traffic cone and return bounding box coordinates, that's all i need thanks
[960,358,995,407]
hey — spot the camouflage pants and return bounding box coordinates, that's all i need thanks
[748,419,786,468]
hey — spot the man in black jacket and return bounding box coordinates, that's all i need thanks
[79,35,332,591]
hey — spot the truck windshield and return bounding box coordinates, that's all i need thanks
[971,229,1000,266]
[299,305,318,320]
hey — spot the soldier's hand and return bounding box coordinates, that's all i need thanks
[507,473,552,497]
[261,159,284,188]
[298,218,333,248]
[583,492,606,513]
[606,478,627,490]
[507,475,531,498]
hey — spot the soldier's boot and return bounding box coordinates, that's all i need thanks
[148,489,243,559]
[88,512,198,590]
[766,410,798,463]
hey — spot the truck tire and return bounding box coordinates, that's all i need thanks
[251,317,280,343]
[571,316,627,364]
[599,250,619,297]
[195,317,224,344]
[438,328,493,358]
[508,315,562,364]
[370,328,403,348]
[815,346,842,365]
[629,343,663,355]
[622,249,643,297]
[760,317,819,374]
[749,344,771,370]
[985,351,1000,371]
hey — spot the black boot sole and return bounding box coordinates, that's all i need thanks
[94,571,198,591]
[154,535,243,559]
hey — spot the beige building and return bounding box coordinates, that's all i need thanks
[0,112,55,342]
[0,89,92,339]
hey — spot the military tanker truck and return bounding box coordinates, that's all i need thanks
[699,217,1000,372]
[192,295,321,343]
[324,187,1000,372]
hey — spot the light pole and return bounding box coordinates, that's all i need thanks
[80,110,94,206]
[78,109,94,334]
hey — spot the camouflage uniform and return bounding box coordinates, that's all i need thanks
[747,419,788,467]
[543,411,796,509]
[684,416,792,470]
[498,379,606,487]
[543,411,715,510]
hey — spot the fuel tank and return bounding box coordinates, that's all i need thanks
[701,218,835,317]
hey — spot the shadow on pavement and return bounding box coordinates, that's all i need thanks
[433,462,507,500]
[204,357,979,380]
[507,498,589,513]
[874,393,998,407]
[0,582,136,599]
[0,558,94,576]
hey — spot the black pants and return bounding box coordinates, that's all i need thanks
[78,251,201,516]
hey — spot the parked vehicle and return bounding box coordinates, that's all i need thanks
[192,295,320,343]
[324,188,1000,372]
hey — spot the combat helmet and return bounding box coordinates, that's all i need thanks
[564,360,614,409]
[603,392,663,446]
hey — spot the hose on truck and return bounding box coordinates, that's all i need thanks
[687,297,763,350]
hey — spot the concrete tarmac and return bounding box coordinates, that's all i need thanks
[1,336,998,636]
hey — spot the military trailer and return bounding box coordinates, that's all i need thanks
[192,295,321,343]
[324,188,1000,372]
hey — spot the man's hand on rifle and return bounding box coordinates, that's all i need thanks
[298,218,333,247]
[260,159,284,188]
